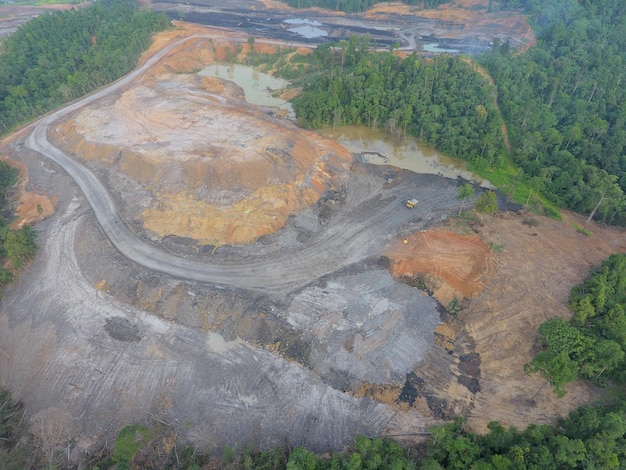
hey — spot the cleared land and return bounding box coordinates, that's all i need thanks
[0,5,624,459]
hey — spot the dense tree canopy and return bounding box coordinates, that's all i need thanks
[0,0,170,134]
[0,162,36,285]
[0,1,625,467]
[420,408,626,470]
[481,0,626,224]
[293,41,506,172]
[0,0,170,285]
[290,0,626,224]
[6,390,626,468]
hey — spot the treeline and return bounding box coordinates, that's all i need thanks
[283,0,448,13]
[0,161,36,287]
[293,39,506,171]
[4,249,626,468]
[480,0,626,224]
[0,0,170,134]
[526,254,626,398]
[419,406,626,469]
[287,407,626,469]
[4,390,626,468]
[0,398,417,468]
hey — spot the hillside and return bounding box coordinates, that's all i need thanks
[0,12,624,464]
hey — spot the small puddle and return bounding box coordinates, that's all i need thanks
[206,331,241,353]
[319,126,492,186]
[284,18,328,39]
[198,64,295,119]
[423,43,459,54]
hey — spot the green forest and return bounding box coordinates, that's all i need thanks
[290,0,626,225]
[0,162,35,287]
[481,0,626,225]
[293,39,506,171]
[0,0,170,277]
[0,0,625,467]
[0,0,170,134]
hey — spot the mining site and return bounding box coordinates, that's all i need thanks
[0,0,625,459]
[151,0,535,54]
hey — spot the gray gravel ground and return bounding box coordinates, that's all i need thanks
[0,141,461,456]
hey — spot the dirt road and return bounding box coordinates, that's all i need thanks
[2,13,615,462]
[0,191,432,453]
[26,34,465,295]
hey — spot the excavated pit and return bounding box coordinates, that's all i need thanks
[0,18,625,457]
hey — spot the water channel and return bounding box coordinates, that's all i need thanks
[203,63,491,186]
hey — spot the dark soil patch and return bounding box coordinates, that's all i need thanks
[457,375,481,393]
[458,352,481,377]
[398,371,425,406]
[105,316,142,342]
[426,395,457,420]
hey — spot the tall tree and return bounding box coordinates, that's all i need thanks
[457,183,475,215]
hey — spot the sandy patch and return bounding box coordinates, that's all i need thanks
[0,157,56,230]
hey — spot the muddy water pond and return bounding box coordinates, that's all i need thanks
[319,126,492,187]
[283,18,329,39]
[198,64,295,118]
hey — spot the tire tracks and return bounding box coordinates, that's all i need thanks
[25,34,460,295]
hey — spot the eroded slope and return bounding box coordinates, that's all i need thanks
[53,36,351,245]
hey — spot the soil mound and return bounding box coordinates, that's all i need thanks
[53,37,352,245]
[386,229,493,305]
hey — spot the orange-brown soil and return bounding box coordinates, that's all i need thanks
[53,29,351,245]
[0,157,56,230]
[462,212,626,430]
[381,211,626,431]
[386,229,493,305]
[4,19,626,440]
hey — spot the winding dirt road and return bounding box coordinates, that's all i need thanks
[1,30,475,457]
[26,34,464,295]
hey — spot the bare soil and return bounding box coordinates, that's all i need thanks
[377,211,626,431]
[52,45,352,245]
[0,6,624,462]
